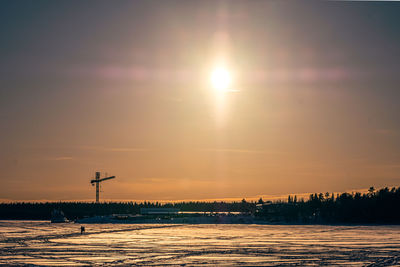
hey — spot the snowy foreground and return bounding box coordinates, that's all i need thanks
[1,221,400,266]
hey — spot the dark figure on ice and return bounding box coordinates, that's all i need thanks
[80,226,85,234]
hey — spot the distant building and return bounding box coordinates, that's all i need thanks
[140,208,180,215]
[256,201,273,214]
[51,209,68,223]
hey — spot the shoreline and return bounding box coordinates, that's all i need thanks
[1,219,399,226]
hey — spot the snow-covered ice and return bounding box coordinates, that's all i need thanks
[1,220,400,266]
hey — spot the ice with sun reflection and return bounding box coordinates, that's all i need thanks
[1,221,400,266]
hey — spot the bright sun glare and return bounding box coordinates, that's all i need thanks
[211,67,232,91]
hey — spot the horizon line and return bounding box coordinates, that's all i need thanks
[0,186,384,204]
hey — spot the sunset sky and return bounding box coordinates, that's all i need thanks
[1,1,400,202]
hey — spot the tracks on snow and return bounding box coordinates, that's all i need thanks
[1,224,184,244]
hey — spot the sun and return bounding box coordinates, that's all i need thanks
[211,67,232,91]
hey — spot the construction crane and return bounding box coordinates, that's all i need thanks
[90,172,116,203]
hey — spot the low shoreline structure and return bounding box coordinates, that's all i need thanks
[76,212,255,224]
[74,214,400,225]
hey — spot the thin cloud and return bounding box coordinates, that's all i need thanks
[200,148,284,155]
[72,65,196,84]
[45,157,73,161]
[375,128,398,136]
[79,146,149,152]
[108,148,149,152]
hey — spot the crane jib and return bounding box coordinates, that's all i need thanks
[90,176,116,184]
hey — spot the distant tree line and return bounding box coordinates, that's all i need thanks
[256,187,400,224]
[0,199,254,220]
[0,186,399,224]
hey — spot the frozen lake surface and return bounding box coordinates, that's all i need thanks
[1,221,400,266]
